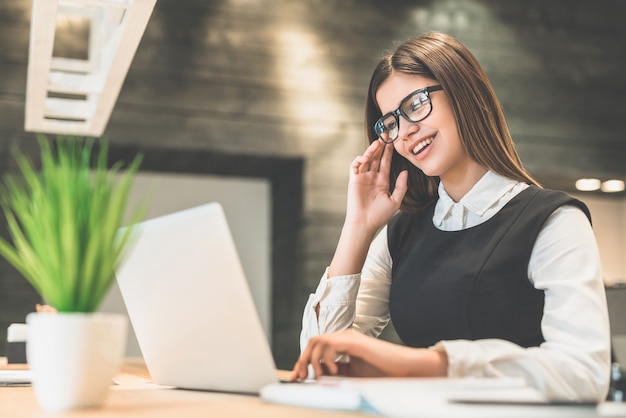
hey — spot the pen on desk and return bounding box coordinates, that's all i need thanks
[0,381,31,387]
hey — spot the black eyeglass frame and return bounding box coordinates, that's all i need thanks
[373,85,444,144]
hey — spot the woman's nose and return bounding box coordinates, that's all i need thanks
[397,118,420,141]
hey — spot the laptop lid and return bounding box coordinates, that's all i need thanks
[115,202,278,394]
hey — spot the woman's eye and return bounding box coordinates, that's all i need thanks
[409,100,425,112]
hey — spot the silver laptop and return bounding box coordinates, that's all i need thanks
[115,202,278,394]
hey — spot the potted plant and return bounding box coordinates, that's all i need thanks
[0,135,145,412]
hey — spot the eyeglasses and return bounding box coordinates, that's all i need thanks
[373,85,443,144]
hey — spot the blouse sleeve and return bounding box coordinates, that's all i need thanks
[433,205,611,402]
[299,227,394,352]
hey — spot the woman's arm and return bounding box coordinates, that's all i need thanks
[299,227,394,350]
[292,328,447,380]
[329,140,407,277]
[299,140,406,349]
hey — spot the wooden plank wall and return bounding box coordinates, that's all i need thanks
[0,0,625,368]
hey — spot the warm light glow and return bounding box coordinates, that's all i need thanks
[272,25,348,124]
[575,178,601,191]
[601,179,625,193]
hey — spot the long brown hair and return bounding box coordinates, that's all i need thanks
[365,32,540,212]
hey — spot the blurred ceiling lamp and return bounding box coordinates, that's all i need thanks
[25,0,157,137]
[601,180,625,193]
[575,178,601,192]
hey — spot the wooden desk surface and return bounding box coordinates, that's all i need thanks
[6,358,626,417]
[0,358,367,418]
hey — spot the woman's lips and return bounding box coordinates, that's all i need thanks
[411,136,434,155]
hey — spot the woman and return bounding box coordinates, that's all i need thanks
[290,32,611,403]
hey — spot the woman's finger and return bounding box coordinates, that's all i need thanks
[362,138,382,158]
[289,359,305,381]
[378,142,394,176]
[352,141,385,175]
[369,153,381,173]
[309,340,327,378]
[372,142,393,174]
[390,170,408,205]
[290,338,316,380]
[322,349,339,376]
[290,352,311,380]
[351,154,370,175]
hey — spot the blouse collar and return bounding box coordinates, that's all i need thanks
[434,171,521,226]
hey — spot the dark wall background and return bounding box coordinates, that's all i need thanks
[1,0,625,369]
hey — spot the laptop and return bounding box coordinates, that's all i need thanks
[115,202,278,394]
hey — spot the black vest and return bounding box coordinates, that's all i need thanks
[387,186,591,348]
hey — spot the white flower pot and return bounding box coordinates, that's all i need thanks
[26,312,127,412]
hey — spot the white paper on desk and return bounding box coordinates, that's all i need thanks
[350,378,598,418]
[0,370,32,385]
[260,381,363,411]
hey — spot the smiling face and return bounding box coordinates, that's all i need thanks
[375,72,485,192]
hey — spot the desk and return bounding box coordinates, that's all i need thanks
[3,358,626,417]
[0,359,365,418]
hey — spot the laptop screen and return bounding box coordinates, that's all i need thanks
[115,202,278,394]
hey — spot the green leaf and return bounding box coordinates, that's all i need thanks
[0,134,147,313]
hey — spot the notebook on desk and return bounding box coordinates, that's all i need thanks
[115,202,278,394]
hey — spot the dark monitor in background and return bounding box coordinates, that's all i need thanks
[606,284,626,365]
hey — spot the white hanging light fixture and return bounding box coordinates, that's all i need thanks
[601,180,625,193]
[574,178,601,192]
[25,0,157,137]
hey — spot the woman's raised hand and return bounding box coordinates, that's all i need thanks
[346,140,408,232]
[327,140,408,277]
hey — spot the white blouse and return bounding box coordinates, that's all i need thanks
[300,171,611,402]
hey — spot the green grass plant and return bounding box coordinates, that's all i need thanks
[0,135,144,312]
